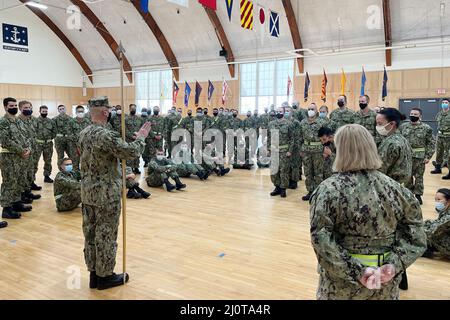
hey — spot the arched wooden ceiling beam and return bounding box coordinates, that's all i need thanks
[131,0,180,81]
[281,0,304,74]
[70,0,133,83]
[203,6,235,78]
[382,0,392,66]
[19,0,93,83]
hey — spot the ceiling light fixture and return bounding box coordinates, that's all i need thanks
[25,1,48,10]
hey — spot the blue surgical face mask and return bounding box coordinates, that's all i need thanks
[65,164,73,173]
[319,112,327,118]
[284,112,290,118]
[435,201,446,212]
[442,103,449,110]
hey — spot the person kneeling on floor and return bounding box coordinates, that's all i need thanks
[54,158,81,212]
[124,166,150,199]
[146,149,186,192]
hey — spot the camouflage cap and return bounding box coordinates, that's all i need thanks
[88,96,109,108]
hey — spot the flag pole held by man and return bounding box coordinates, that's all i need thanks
[78,96,151,290]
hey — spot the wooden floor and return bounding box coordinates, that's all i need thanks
[0,158,449,300]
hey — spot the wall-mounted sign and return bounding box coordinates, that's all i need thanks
[437,89,446,95]
[2,23,29,52]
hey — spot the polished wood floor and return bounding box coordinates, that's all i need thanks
[0,158,449,300]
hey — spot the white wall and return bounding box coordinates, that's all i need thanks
[0,4,84,87]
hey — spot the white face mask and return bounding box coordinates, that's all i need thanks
[376,123,392,136]
[77,112,85,118]
[308,110,316,118]
[435,201,446,212]
[117,110,122,115]
[156,155,164,161]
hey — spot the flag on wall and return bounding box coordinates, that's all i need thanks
[269,11,280,37]
[184,82,191,107]
[199,0,216,10]
[222,80,229,105]
[240,0,254,30]
[360,67,367,96]
[382,66,388,101]
[226,0,233,21]
[304,72,310,102]
[287,76,292,97]
[173,81,180,103]
[208,80,215,105]
[195,81,202,106]
[340,69,347,95]
[140,0,149,13]
[259,7,265,24]
[321,69,328,102]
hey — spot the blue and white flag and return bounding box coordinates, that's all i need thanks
[3,23,28,46]
[269,11,279,37]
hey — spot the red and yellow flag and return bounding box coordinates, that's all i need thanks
[340,68,347,95]
[240,0,254,30]
[321,69,328,102]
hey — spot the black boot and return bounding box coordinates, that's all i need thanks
[196,171,205,180]
[220,168,231,176]
[127,189,142,199]
[133,168,141,175]
[31,182,42,191]
[288,180,298,190]
[97,273,129,291]
[24,191,41,200]
[422,247,435,259]
[415,195,423,205]
[21,195,33,204]
[144,161,149,168]
[0,221,7,228]
[302,193,312,201]
[202,171,210,180]
[12,202,32,212]
[89,272,98,289]
[399,271,408,290]
[134,186,150,199]
[280,188,287,198]
[2,207,21,219]
[174,177,186,190]
[443,172,450,180]
[44,176,54,183]
[270,186,281,196]
[431,164,442,174]
[164,178,176,192]
[213,168,221,176]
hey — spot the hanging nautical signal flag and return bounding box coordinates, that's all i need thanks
[269,11,280,37]
[208,80,215,105]
[240,0,254,30]
[382,66,388,101]
[287,76,292,97]
[199,0,216,10]
[304,72,310,102]
[173,81,180,104]
[226,0,233,21]
[341,68,347,95]
[140,0,149,13]
[184,82,191,107]
[361,67,367,96]
[195,81,202,106]
[259,7,265,24]
[222,80,229,105]
[321,69,328,102]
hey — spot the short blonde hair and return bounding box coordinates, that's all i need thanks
[333,124,382,172]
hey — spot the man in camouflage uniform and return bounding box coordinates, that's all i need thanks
[173,143,209,180]
[257,107,271,168]
[146,150,186,191]
[299,104,327,201]
[180,109,195,152]
[54,104,74,161]
[354,95,377,142]
[70,105,92,171]
[268,106,294,198]
[54,158,81,212]
[0,97,31,219]
[125,104,144,174]
[330,95,355,131]
[164,106,183,158]
[34,105,56,183]
[201,143,231,176]
[204,108,226,157]
[431,98,450,179]
[143,106,165,166]
[292,101,307,123]
[226,109,243,166]
[78,96,150,290]
[109,105,123,134]
[318,127,336,180]
[401,107,435,204]
[123,166,151,199]
[283,104,302,189]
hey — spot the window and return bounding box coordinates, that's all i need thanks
[135,69,173,114]
[239,59,294,113]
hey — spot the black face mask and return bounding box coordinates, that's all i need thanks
[41,113,48,118]
[338,101,345,107]
[323,141,332,147]
[359,103,368,110]
[204,111,208,115]
[7,108,18,115]
[188,113,192,117]
[141,114,147,118]
[153,111,159,116]
[213,112,219,117]
[247,114,251,118]
[147,111,152,116]
[130,110,136,115]
[22,110,32,116]
[233,114,238,118]
[276,113,284,119]
[410,116,420,123]
[107,111,112,123]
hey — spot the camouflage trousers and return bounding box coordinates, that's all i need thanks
[316,268,401,300]
[405,158,426,196]
[290,151,301,182]
[323,157,334,180]
[177,163,203,178]
[0,153,23,207]
[34,141,53,177]
[270,151,291,189]
[146,171,179,187]
[126,178,138,189]
[82,202,121,277]
[68,140,81,170]
[435,136,450,165]
[126,157,140,170]
[22,154,35,191]
[165,132,184,158]
[424,220,450,257]
[303,152,324,193]
[55,136,71,162]
[56,192,81,212]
